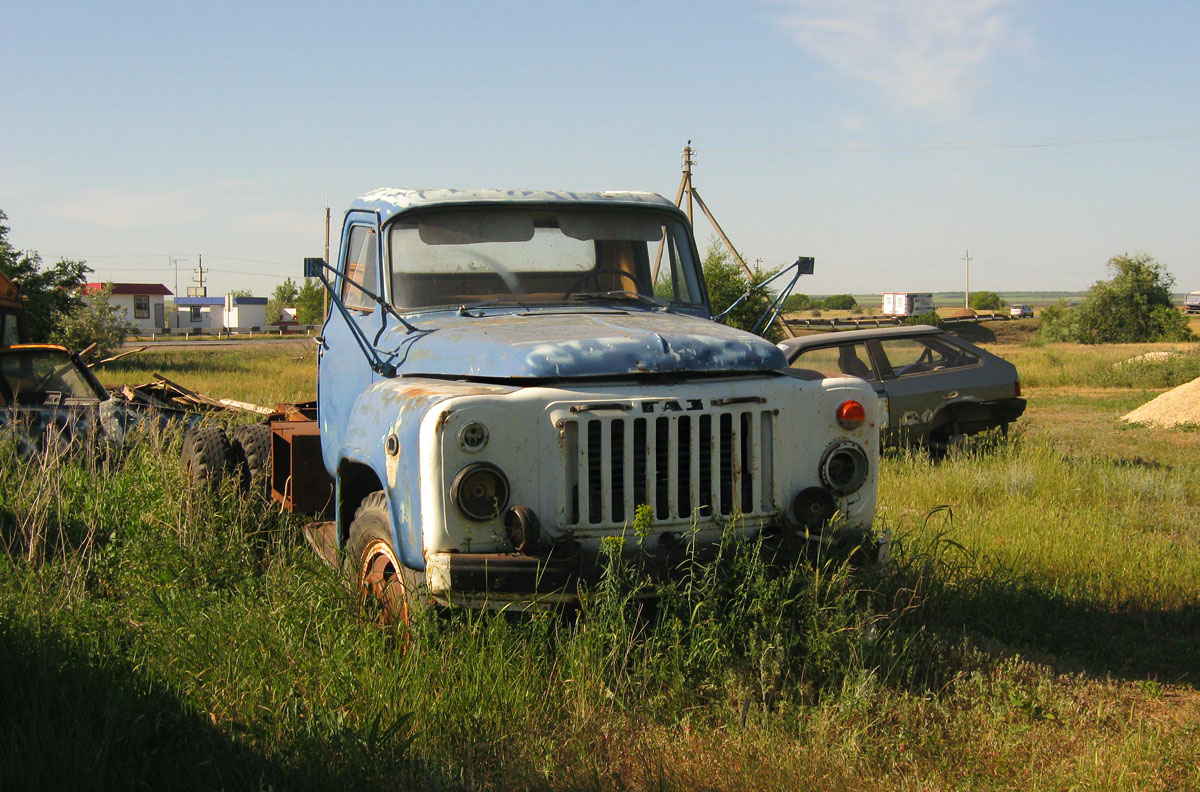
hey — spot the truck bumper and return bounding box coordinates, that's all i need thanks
[423,529,891,609]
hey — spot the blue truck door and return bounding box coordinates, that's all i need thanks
[318,212,382,472]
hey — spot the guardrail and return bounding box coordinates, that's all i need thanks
[782,312,1020,332]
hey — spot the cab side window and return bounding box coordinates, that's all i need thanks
[343,226,378,312]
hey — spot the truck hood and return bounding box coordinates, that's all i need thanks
[380,308,786,380]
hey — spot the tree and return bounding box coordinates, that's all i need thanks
[266,278,299,325]
[780,293,813,313]
[820,294,858,311]
[53,282,137,358]
[0,210,91,342]
[700,239,782,342]
[294,278,326,326]
[228,289,254,298]
[969,291,1004,310]
[1038,253,1192,343]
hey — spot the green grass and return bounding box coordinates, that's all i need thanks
[94,343,318,406]
[991,342,1200,389]
[3,345,1200,790]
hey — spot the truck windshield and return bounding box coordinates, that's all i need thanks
[387,207,704,311]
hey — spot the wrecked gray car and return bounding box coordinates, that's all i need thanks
[779,325,1026,453]
[0,345,208,457]
[0,344,122,456]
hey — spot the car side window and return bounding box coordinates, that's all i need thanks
[342,226,377,312]
[878,337,978,377]
[790,343,876,380]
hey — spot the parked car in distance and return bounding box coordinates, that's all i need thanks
[779,325,1026,454]
[1009,304,1034,318]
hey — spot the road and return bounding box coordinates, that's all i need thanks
[122,337,317,351]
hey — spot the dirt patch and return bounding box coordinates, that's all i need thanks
[1122,376,1200,428]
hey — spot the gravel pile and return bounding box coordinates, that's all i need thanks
[1122,376,1200,428]
[1114,350,1178,367]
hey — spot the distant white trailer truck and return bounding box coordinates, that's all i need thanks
[1185,291,1200,315]
[881,292,936,317]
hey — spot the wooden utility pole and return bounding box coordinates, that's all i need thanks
[323,202,331,319]
[170,256,183,297]
[963,249,972,309]
[658,141,794,338]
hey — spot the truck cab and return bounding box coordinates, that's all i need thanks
[313,188,884,617]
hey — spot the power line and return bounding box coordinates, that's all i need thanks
[704,128,1200,154]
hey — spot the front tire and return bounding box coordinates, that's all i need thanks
[344,491,424,626]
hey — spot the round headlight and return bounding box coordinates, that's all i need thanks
[819,441,869,496]
[451,462,510,521]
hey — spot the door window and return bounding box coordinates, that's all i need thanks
[790,342,876,380]
[342,226,378,312]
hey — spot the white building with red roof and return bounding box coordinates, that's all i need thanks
[83,282,172,333]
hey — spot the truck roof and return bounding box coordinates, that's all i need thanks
[350,188,680,225]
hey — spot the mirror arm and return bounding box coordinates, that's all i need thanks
[304,257,398,377]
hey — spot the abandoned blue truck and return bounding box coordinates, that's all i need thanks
[191,188,887,622]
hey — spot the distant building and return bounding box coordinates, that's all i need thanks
[83,282,172,333]
[224,294,268,329]
[173,296,225,330]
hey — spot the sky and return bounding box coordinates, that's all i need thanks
[2,0,1198,299]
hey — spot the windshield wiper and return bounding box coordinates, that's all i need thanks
[568,291,665,308]
[457,299,531,317]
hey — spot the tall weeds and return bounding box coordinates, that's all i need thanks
[3,421,1196,790]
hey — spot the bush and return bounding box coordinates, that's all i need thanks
[969,291,1004,310]
[904,310,944,329]
[821,294,858,311]
[1037,253,1193,344]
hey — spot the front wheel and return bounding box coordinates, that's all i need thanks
[344,491,424,627]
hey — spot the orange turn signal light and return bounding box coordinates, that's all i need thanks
[836,400,866,430]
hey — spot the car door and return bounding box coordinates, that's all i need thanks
[867,334,982,445]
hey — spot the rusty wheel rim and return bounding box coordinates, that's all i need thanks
[359,538,409,626]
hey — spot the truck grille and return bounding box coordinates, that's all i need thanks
[563,409,775,527]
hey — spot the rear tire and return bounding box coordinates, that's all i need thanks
[232,423,272,498]
[344,491,424,627]
[184,426,233,487]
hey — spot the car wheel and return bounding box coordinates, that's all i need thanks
[344,490,425,627]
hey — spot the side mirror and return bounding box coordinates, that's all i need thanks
[794,256,815,275]
[304,257,327,278]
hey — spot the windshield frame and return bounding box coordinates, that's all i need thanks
[382,203,709,316]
